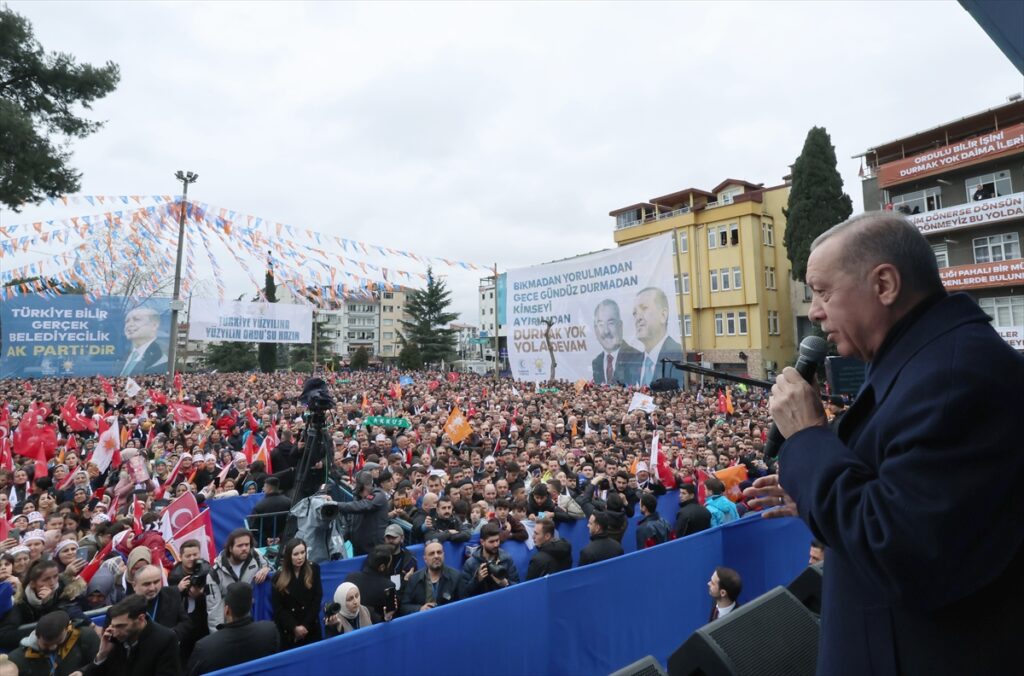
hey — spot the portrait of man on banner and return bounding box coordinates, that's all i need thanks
[591,299,641,385]
[626,286,684,386]
[120,306,168,376]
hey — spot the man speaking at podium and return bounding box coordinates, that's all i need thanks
[745,212,1023,675]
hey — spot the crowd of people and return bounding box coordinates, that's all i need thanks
[0,367,805,674]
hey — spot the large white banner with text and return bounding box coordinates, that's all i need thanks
[188,299,312,343]
[506,234,679,384]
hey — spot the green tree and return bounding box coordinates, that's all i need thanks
[784,126,853,282]
[398,343,423,370]
[257,266,277,373]
[205,341,257,372]
[397,269,457,365]
[289,311,334,370]
[350,346,369,370]
[0,7,120,210]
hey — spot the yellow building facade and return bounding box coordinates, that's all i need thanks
[611,179,796,379]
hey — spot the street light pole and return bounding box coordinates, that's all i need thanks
[167,170,198,386]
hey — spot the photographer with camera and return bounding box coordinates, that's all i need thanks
[168,540,210,658]
[334,472,390,556]
[323,582,372,637]
[206,529,271,632]
[343,545,398,624]
[460,523,520,598]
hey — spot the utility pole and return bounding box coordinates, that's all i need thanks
[493,263,499,379]
[168,170,198,386]
[312,310,319,373]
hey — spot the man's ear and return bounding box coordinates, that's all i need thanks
[872,263,902,307]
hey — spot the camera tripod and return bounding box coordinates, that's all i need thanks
[291,409,335,503]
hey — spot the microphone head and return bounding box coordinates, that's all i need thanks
[798,335,829,365]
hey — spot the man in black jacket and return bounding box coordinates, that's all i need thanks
[8,610,99,676]
[248,476,292,546]
[384,523,418,592]
[399,541,461,616]
[526,484,580,525]
[86,594,181,676]
[578,511,624,567]
[527,518,573,580]
[635,493,672,550]
[270,430,298,471]
[132,565,193,660]
[674,483,711,538]
[423,495,471,543]
[335,473,390,555]
[186,582,278,676]
[343,545,398,623]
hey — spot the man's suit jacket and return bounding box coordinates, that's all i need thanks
[123,341,167,376]
[622,334,686,385]
[780,293,1024,676]
[591,342,641,385]
[186,616,279,676]
[86,619,181,676]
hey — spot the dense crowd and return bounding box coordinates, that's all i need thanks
[0,368,814,674]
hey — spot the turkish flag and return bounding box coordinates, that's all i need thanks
[168,509,217,563]
[167,402,203,423]
[159,491,200,542]
[242,433,258,463]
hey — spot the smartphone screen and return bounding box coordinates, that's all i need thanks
[77,549,91,562]
[8,529,20,541]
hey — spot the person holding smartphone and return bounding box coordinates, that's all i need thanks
[92,594,181,675]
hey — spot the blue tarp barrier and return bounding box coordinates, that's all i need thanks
[206,494,261,550]
[210,513,811,676]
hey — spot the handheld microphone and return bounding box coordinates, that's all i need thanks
[765,335,828,460]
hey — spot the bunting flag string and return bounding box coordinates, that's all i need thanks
[188,199,488,272]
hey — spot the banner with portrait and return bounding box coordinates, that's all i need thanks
[506,234,680,384]
[1,295,171,378]
[187,299,312,344]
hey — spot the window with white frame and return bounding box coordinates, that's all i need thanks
[891,186,942,215]
[715,313,724,336]
[762,220,775,246]
[684,314,692,337]
[726,312,736,335]
[719,227,729,247]
[767,310,780,335]
[383,318,393,326]
[765,266,776,289]
[682,272,690,294]
[803,283,813,302]
[979,296,1024,330]
[738,311,748,335]
[973,233,1020,263]
[966,169,1012,200]
[931,243,949,269]
[732,266,742,288]
[679,231,688,253]
[383,331,393,340]
[708,228,718,250]
[710,270,719,292]
[730,223,739,246]
[720,268,730,290]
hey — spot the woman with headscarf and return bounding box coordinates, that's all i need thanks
[324,582,373,637]
[271,538,322,649]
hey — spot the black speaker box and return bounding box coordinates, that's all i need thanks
[667,587,819,676]
[650,378,679,392]
[609,655,668,676]
[786,563,824,616]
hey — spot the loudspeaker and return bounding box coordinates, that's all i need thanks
[609,655,668,676]
[667,587,818,676]
[651,378,679,392]
[786,563,824,616]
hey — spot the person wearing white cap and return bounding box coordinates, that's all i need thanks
[21,531,46,563]
[634,460,666,496]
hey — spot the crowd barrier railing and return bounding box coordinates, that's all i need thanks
[210,512,811,676]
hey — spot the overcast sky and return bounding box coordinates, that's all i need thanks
[5,0,1021,323]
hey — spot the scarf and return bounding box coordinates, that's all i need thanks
[334,582,360,619]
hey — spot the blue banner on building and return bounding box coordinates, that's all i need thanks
[1,296,171,379]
